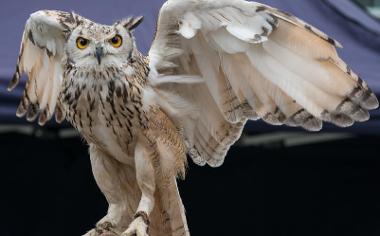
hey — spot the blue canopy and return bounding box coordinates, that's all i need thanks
[0,0,379,133]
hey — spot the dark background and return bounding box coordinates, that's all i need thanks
[0,129,379,236]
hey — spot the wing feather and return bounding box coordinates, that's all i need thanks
[149,0,378,166]
[9,10,76,125]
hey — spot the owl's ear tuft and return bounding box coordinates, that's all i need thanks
[122,16,144,31]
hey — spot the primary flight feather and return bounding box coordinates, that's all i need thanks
[8,0,379,235]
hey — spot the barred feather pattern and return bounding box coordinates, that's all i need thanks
[149,0,379,168]
[9,9,191,236]
[8,10,78,126]
[8,2,380,236]
[60,52,149,146]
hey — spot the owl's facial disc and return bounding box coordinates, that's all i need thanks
[67,20,137,68]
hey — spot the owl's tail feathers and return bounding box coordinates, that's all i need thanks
[150,178,190,236]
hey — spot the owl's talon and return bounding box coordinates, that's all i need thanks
[82,229,97,236]
[122,214,149,236]
[82,221,119,236]
[96,221,115,232]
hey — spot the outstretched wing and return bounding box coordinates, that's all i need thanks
[8,10,78,125]
[148,0,379,167]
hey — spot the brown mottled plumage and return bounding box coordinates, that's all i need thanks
[8,1,378,236]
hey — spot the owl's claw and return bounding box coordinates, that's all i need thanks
[97,221,120,236]
[96,221,114,232]
[122,214,149,236]
[82,221,119,236]
[82,228,98,236]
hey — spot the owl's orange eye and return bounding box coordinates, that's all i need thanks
[76,37,89,49]
[109,35,123,48]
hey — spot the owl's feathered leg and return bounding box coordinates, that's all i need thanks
[85,145,140,236]
[122,139,157,236]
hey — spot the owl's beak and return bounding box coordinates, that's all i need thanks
[95,46,104,65]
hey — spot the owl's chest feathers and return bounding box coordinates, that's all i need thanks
[60,65,150,159]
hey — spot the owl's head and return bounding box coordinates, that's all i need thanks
[65,17,143,68]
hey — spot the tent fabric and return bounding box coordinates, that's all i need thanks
[325,0,380,36]
[0,0,379,133]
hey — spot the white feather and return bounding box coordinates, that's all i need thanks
[11,10,76,124]
[148,0,378,166]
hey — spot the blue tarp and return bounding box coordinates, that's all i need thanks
[0,0,379,133]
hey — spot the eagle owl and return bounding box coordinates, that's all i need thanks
[8,0,379,235]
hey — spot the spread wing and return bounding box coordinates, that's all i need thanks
[8,10,78,125]
[148,0,379,167]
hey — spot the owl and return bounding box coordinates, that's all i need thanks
[8,0,379,236]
